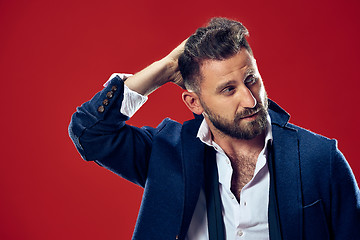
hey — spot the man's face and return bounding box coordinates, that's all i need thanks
[197,48,268,140]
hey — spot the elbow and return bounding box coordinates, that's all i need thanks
[68,118,88,161]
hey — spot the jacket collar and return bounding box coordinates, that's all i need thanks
[268,99,291,127]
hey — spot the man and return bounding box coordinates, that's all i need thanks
[69,18,360,239]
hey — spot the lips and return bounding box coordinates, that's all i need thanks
[241,110,259,119]
[234,109,259,122]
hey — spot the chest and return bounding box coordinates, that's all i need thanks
[229,154,259,199]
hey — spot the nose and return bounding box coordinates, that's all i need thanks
[239,86,257,108]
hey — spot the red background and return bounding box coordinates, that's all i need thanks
[1,0,359,239]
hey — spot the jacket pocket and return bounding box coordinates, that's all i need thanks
[303,199,330,240]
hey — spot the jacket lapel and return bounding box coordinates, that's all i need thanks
[269,100,303,240]
[179,116,205,239]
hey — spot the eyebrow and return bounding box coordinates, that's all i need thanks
[244,68,256,78]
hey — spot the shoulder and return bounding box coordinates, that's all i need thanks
[268,99,336,152]
[286,122,335,146]
[275,121,339,166]
[153,115,203,133]
[269,100,341,173]
[148,117,200,142]
[155,117,182,131]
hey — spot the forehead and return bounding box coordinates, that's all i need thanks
[199,49,257,88]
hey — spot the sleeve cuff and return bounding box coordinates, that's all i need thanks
[104,73,148,118]
[121,84,148,117]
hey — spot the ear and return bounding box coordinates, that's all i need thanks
[182,91,204,115]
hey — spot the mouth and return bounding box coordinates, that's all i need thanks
[239,110,259,120]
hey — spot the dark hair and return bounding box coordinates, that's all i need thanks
[178,17,253,92]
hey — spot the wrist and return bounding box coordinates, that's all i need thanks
[159,56,179,83]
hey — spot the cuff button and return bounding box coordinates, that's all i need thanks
[97,105,105,113]
[103,99,109,106]
[106,91,114,99]
[111,85,118,92]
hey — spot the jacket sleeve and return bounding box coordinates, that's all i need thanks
[68,75,160,187]
[330,141,360,238]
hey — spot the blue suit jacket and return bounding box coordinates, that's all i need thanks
[69,76,360,239]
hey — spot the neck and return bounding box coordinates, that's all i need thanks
[205,119,266,158]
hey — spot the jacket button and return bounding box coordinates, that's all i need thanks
[97,105,105,113]
[103,99,109,106]
[111,85,118,92]
[175,235,179,239]
[106,91,113,98]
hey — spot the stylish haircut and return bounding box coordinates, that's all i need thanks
[178,17,253,92]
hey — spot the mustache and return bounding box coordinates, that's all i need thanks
[234,103,265,121]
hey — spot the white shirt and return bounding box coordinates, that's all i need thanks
[187,117,272,240]
[108,74,273,240]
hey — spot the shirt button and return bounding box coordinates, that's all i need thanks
[243,201,247,206]
[237,230,243,236]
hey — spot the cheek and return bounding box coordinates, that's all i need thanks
[221,100,241,119]
[204,97,228,110]
[209,100,235,118]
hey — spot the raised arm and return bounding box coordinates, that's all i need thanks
[124,39,186,96]
[68,40,186,187]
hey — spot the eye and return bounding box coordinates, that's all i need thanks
[221,86,236,95]
[244,75,257,86]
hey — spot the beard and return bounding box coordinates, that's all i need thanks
[201,98,269,140]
